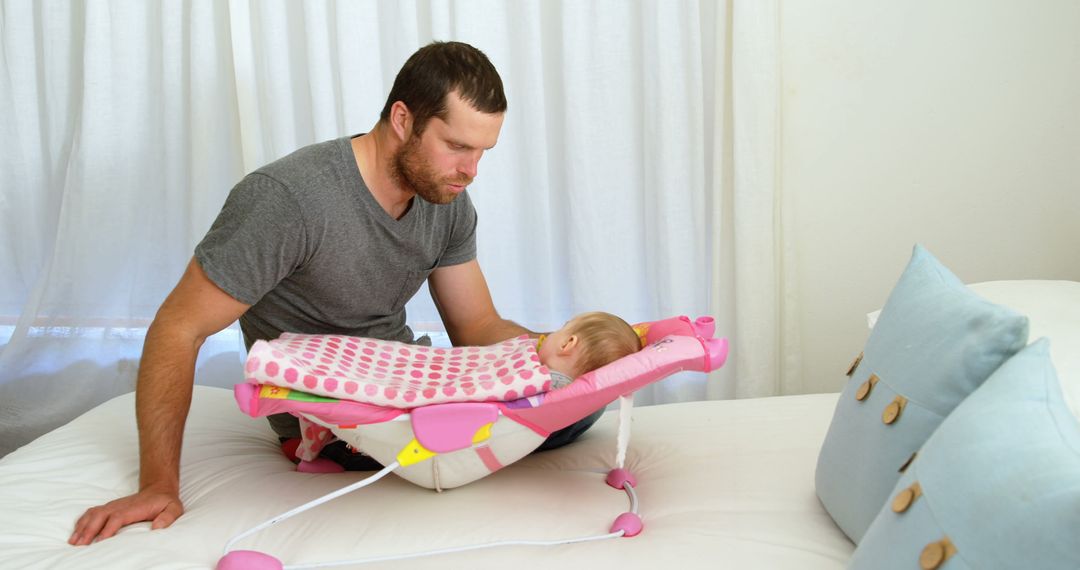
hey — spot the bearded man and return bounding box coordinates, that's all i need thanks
[69,41,604,546]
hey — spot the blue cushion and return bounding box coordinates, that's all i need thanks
[850,339,1080,569]
[815,245,1028,543]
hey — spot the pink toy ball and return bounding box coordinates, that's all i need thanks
[611,512,644,537]
[216,550,283,570]
[605,468,638,490]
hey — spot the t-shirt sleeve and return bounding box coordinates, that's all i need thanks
[194,173,307,305]
[437,190,478,267]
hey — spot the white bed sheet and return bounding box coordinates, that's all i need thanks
[0,387,852,569]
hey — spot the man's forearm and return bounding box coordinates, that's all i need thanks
[455,316,535,346]
[134,320,201,494]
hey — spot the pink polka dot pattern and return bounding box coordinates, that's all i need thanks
[246,333,553,408]
[296,417,332,461]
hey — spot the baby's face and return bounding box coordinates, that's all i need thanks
[537,323,568,365]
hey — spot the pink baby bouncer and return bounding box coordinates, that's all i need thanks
[218,316,728,569]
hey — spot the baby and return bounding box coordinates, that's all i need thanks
[267,311,640,470]
[537,311,641,389]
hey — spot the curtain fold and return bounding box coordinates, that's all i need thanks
[728,0,801,398]
[0,0,792,458]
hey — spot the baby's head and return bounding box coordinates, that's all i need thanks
[538,311,641,380]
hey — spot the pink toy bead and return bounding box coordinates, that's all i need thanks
[611,512,643,537]
[216,550,283,570]
[606,468,637,489]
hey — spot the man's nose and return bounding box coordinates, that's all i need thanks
[458,151,482,179]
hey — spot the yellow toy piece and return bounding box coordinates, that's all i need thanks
[260,385,290,399]
[632,323,650,348]
[472,423,493,444]
[396,439,438,467]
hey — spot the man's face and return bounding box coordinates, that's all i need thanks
[392,91,504,205]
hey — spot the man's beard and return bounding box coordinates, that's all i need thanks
[391,135,471,205]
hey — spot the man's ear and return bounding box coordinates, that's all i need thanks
[389,101,413,141]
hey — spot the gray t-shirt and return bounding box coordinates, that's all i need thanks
[195,135,477,351]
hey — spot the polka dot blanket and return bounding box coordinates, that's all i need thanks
[245,333,554,408]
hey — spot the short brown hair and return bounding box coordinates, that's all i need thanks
[380,41,507,135]
[566,312,641,376]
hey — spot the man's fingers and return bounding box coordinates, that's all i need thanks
[150,501,181,530]
[97,512,130,541]
[69,508,107,546]
[68,514,85,544]
[68,492,183,546]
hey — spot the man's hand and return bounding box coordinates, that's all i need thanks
[428,259,533,345]
[68,257,249,546]
[68,487,184,545]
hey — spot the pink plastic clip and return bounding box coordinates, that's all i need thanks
[216,550,283,570]
[611,512,643,537]
[296,458,345,473]
[606,468,637,490]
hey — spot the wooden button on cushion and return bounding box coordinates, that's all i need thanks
[891,481,922,513]
[846,351,864,376]
[919,537,956,569]
[882,395,908,424]
[920,542,945,569]
[855,374,879,401]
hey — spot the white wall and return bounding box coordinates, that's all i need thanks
[781,0,1080,394]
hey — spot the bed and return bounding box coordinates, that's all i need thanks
[0,386,853,569]
[2,269,1076,569]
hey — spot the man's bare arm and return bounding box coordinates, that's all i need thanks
[427,259,535,346]
[69,258,249,545]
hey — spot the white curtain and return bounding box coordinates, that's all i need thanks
[0,0,791,458]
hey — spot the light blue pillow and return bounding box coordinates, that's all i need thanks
[815,245,1028,543]
[851,339,1080,569]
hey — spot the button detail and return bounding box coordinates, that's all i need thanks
[882,395,908,425]
[891,481,922,513]
[855,374,879,401]
[919,536,957,569]
[846,352,864,376]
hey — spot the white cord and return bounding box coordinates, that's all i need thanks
[283,530,626,569]
[624,481,639,513]
[224,425,641,568]
[281,475,642,568]
[222,461,401,554]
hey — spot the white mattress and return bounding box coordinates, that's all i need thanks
[0,387,853,569]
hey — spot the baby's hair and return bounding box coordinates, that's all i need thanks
[566,312,641,376]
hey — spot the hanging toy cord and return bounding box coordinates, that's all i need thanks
[616,394,634,469]
[222,460,401,556]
